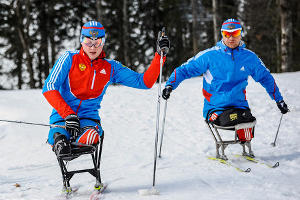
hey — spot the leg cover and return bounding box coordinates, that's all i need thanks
[76,128,99,145]
[235,121,256,142]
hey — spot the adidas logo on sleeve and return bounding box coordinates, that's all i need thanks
[100,69,106,74]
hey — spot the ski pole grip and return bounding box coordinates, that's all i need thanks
[157,27,166,40]
[161,27,165,37]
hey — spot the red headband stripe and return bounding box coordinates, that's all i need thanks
[222,22,241,25]
[82,26,104,30]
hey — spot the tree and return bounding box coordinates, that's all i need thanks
[15,0,36,88]
[279,0,293,72]
[243,0,280,72]
[212,0,219,44]
[0,0,300,90]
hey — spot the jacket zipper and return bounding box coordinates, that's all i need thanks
[91,69,96,89]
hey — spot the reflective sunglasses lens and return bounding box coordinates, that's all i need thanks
[222,31,231,38]
[232,30,241,37]
[222,30,241,38]
[82,37,103,47]
[93,38,103,48]
[82,37,94,47]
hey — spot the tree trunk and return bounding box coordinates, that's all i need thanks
[212,0,219,44]
[16,50,23,89]
[15,0,35,88]
[39,2,50,88]
[280,0,293,72]
[37,51,43,88]
[276,30,281,72]
[96,0,102,21]
[191,0,198,54]
[48,2,56,68]
[122,0,129,65]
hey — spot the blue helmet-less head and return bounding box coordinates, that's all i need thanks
[80,21,105,43]
[221,18,242,32]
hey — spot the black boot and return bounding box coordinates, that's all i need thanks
[53,133,71,156]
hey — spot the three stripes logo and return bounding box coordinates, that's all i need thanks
[244,128,253,141]
[77,129,99,145]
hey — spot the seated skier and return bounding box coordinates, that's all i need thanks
[162,18,289,144]
[42,21,170,157]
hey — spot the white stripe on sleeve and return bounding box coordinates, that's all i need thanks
[47,53,68,91]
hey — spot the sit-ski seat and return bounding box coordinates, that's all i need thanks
[205,108,256,160]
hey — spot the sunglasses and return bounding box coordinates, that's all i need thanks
[221,29,242,38]
[82,37,105,48]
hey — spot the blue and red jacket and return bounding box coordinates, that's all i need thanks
[43,48,165,123]
[165,41,283,119]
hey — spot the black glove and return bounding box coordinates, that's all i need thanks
[157,34,170,56]
[162,86,173,100]
[277,100,289,114]
[65,114,80,138]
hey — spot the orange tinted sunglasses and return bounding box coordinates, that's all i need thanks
[222,29,241,38]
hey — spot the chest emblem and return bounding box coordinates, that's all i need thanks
[79,64,86,71]
[240,66,245,71]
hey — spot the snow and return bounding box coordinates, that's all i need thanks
[0,72,300,200]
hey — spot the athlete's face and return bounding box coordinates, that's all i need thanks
[81,38,104,60]
[222,34,241,49]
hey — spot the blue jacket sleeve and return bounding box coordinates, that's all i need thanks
[249,55,283,102]
[111,61,149,89]
[166,52,209,90]
[43,52,72,93]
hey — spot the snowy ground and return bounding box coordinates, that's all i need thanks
[0,72,299,200]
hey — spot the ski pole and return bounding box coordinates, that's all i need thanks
[152,27,165,188]
[138,28,166,196]
[158,100,168,158]
[0,119,65,128]
[271,114,283,147]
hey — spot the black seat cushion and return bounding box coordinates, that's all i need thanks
[58,143,97,161]
[212,108,256,127]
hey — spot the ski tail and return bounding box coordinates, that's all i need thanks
[234,154,279,168]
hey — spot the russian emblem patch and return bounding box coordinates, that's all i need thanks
[79,63,86,71]
[228,24,236,29]
[89,30,99,38]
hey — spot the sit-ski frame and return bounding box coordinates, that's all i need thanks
[205,121,254,160]
[56,133,104,193]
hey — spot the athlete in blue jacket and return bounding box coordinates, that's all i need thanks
[162,19,288,142]
[43,21,170,156]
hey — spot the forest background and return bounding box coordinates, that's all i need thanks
[0,0,299,89]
